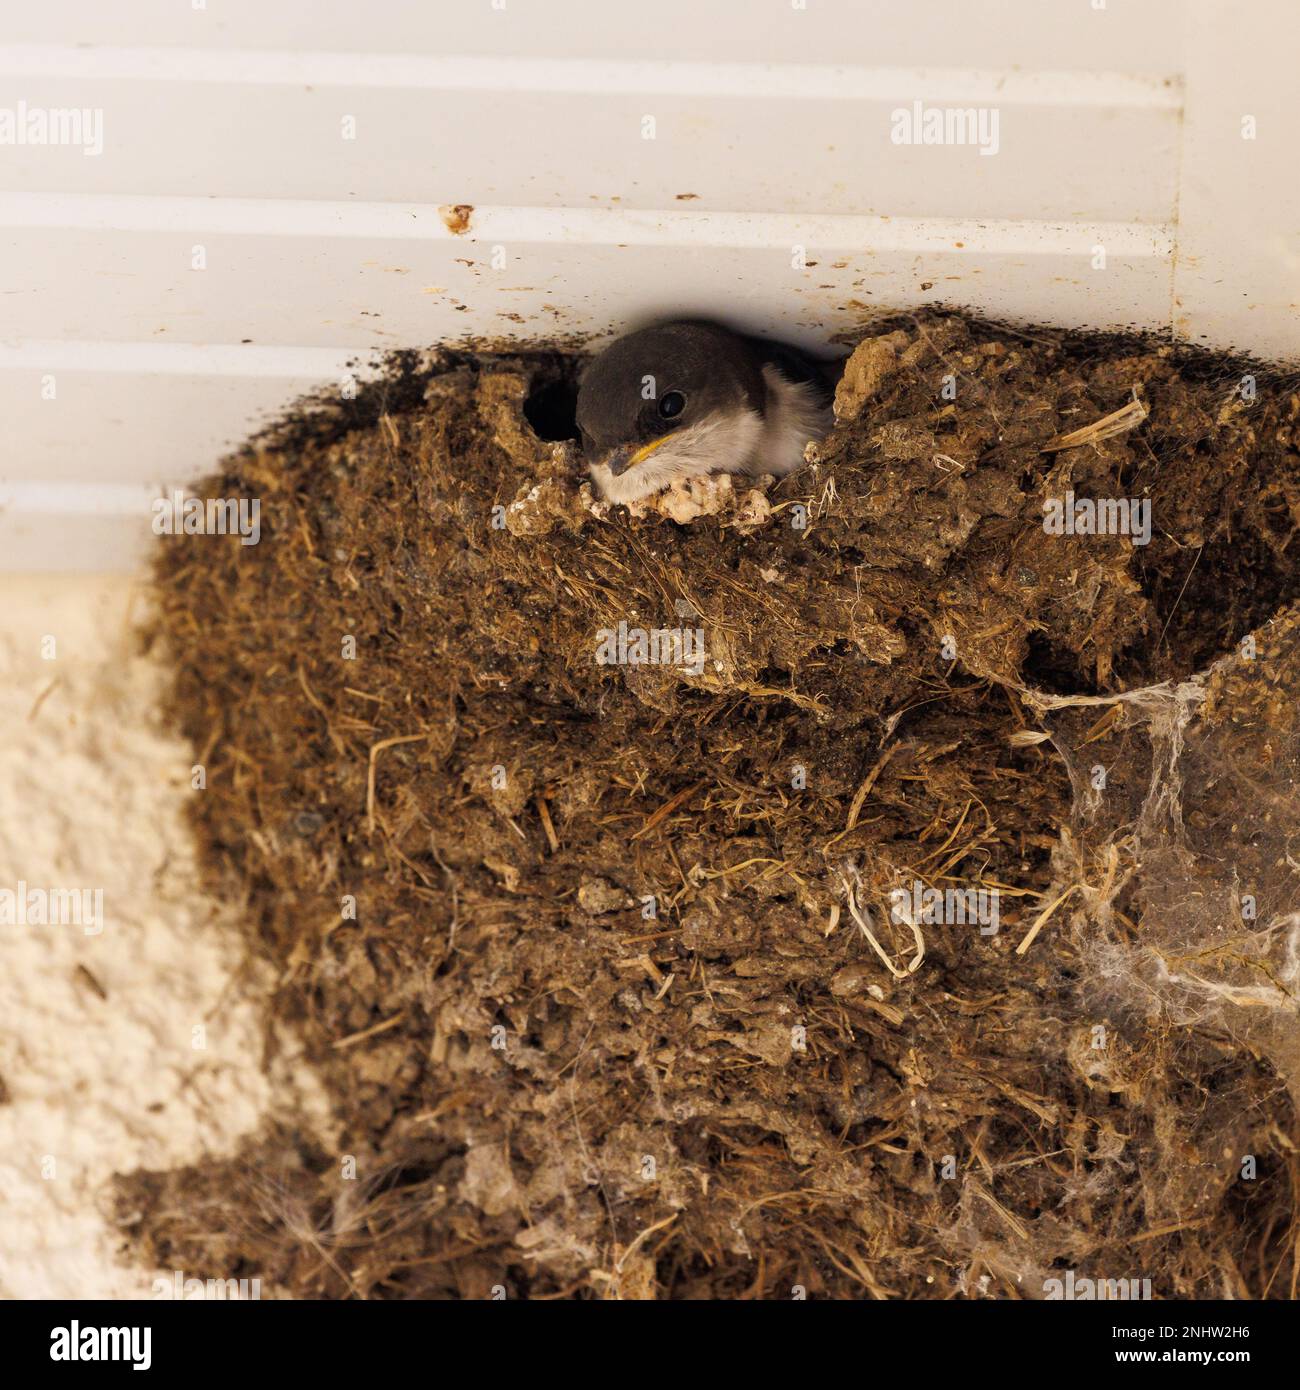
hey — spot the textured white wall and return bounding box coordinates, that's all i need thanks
[0,0,1296,569]
[0,575,330,1297]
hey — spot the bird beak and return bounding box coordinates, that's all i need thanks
[603,445,633,477]
[605,434,671,477]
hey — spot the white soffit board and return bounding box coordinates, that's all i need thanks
[1173,3,1300,351]
[0,0,1296,572]
[1,1,1187,67]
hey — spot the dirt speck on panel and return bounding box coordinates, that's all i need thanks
[438,203,474,235]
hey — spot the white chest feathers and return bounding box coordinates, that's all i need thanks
[754,363,834,477]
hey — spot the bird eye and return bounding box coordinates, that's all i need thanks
[658,390,686,420]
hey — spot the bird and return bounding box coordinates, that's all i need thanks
[575,321,839,505]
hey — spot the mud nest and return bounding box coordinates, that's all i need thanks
[122,312,1300,1299]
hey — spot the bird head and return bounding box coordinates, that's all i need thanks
[575,322,767,504]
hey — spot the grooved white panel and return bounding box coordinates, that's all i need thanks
[0,0,1295,571]
[0,343,371,483]
[0,54,1180,219]
[4,1,1187,68]
[1173,0,1300,353]
[0,197,1172,349]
